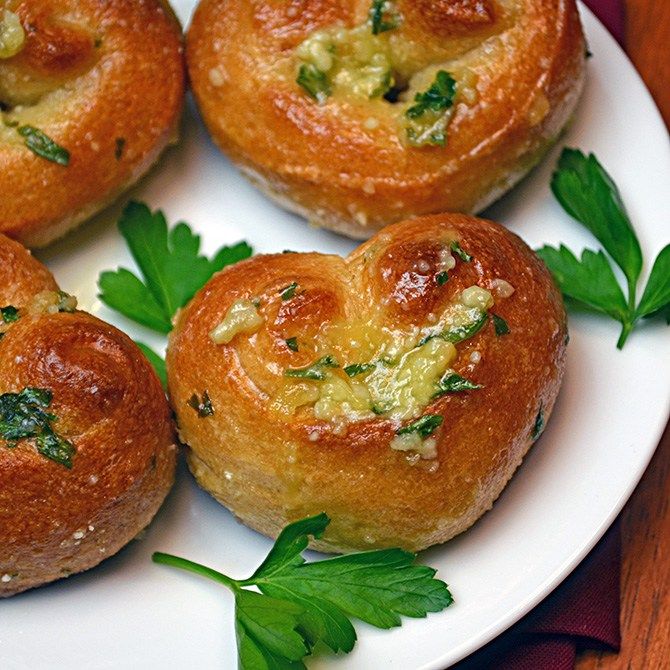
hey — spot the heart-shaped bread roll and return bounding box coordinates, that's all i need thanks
[0,0,184,248]
[0,234,176,597]
[167,214,566,552]
[187,0,585,238]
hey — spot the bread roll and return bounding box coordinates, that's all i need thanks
[0,234,176,596]
[0,0,185,247]
[187,0,585,238]
[167,213,567,552]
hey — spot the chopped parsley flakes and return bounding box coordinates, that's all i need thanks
[0,388,76,468]
[397,414,443,438]
[18,125,70,166]
[297,63,331,103]
[369,0,401,35]
[285,355,339,381]
[188,391,214,417]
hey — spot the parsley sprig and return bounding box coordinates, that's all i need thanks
[537,149,670,348]
[99,202,252,333]
[153,514,453,668]
[98,202,252,383]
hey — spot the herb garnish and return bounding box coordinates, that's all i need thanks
[0,388,76,468]
[436,271,449,286]
[492,314,510,336]
[18,125,70,166]
[98,202,252,333]
[434,373,481,396]
[442,312,489,343]
[134,342,167,390]
[405,71,456,147]
[0,305,19,323]
[537,149,670,348]
[297,63,331,103]
[115,137,126,160]
[397,414,443,438]
[419,312,489,346]
[285,355,339,381]
[188,391,214,418]
[153,513,452,668]
[279,282,299,301]
[285,337,299,352]
[450,241,472,262]
[344,362,376,377]
[369,0,401,34]
[532,404,544,440]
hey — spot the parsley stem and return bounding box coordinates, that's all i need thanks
[152,552,239,591]
[616,320,635,349]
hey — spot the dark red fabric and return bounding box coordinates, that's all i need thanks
[453,5,627,666]
[583,0,626,45]
[454,522,621,669]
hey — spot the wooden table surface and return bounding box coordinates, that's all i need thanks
[576,2,670,667]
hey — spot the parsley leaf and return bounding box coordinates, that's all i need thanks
[296,64,331,103]
[535,245,628,320]
[284,355,339,381]
[532,405,544,440]
[0,388,75,468]
[442,312,488,343]
[636,244,670,319]
[285,337,299,352]
[539,149,670,348]
[369,0,400,35]
[0,306,19,323]
[153,514,452,667]
[551,149,642,298]
[188,390,214,417]
[406,71,456,120]
[492,314,510,336]
[114,137,126,160]
[235,590,308,668]
[436,271,449,285]
[450,241,472,262]
[134,342,167,390]
[98,202,252,333]
[419,311,488,346]
[405,71,457,147]
[18,125,70,166]
[397,414,443,438]
[344,362,375,377]
[434,373,482,396]
[279,282,298,301]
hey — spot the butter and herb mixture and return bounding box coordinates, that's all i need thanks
[294,0,478,147]
[209,239,514,461]
[0,8,24,59]
[0,8,72,164]
[0,387,76,468]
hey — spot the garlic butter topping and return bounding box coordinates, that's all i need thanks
[209,237,515,462]
[0,9,25,60]
[293,2,480,147]
[210,299,263,345]
[272,274,499,433]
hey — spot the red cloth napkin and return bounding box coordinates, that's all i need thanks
[454,523,621,669]
[583,0,625,45]
[454,2,626,667]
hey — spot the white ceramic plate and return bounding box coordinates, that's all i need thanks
[3,4,669,669]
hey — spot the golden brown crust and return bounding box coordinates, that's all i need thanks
[167,214,567,552]
[187,0,585,238]
[0,0,185,248]
[0,234,176,596]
